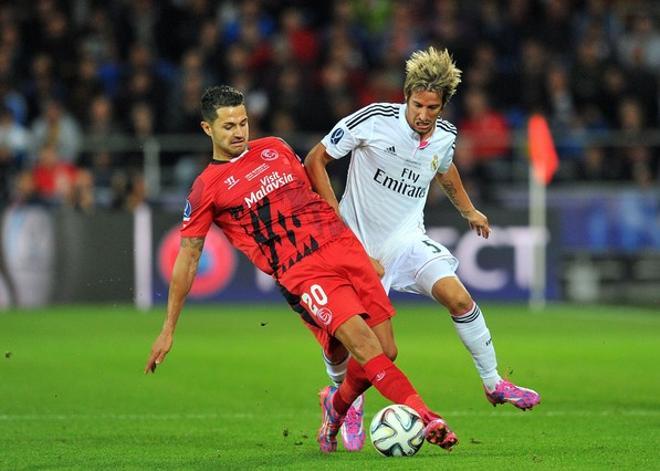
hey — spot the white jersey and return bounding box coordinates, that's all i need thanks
[321,102,457,261]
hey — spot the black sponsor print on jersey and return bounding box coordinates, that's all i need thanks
[373,168,427,198]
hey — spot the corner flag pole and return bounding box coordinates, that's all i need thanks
[527,115,559,311]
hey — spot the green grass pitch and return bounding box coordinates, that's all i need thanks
[1,303,659,470]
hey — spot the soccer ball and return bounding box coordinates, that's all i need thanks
[369,404,425,457]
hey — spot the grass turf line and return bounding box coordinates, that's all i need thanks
[1,304,659,470]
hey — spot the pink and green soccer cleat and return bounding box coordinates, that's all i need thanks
[340,394,365,451]
[318,386,345,453]
[485,379,541,410]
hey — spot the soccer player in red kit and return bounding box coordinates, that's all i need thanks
[144,85,458,452]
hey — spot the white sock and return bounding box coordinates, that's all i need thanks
[452,303,502,391]
[323,352,349,387]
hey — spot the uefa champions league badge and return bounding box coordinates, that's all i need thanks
[183,200,191,222]
[330,127,344,144]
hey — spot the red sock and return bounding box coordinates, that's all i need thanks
[333,358,372,416]
[362,353,436,423]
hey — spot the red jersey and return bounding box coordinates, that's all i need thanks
[181,137,347,277]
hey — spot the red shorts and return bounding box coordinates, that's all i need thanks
[277,231,395,356]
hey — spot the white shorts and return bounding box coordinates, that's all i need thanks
[380,234,459,299]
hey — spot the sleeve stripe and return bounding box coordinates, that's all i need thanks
[347,110,398,130]
[438,118,457,130]
[346,104,398,128]
[436,119,457,135]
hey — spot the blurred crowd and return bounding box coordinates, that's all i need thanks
[0,0,659,211]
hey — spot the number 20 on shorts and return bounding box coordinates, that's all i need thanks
[301,284,328,314]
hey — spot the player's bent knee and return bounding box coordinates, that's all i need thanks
[446,296,473,316]
[433,278,474,315]
[382,344,398,361]
[436,289,473,315]
[334,316,383,364]
[350,338,383,364]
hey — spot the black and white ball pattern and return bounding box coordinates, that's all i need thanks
[369,404,425,457]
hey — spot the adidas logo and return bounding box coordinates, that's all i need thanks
[385,145,396,154]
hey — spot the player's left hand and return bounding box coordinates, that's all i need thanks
[462,209,490,239]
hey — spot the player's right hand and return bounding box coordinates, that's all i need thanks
[463,209,491,239]
[144,330,173,374]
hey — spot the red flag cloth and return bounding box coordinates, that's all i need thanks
[527,114,559,185]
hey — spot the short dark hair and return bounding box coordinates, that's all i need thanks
[201,85,244,122]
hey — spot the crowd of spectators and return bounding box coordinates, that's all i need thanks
[0,0,659,211]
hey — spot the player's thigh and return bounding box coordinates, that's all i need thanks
[278,265,368,351]
[285,268,372,337]
[392,236,459,299]
[333,315,384,364]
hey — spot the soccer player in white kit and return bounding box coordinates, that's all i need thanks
[305,47,541,451]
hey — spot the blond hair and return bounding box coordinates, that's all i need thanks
[404,46,462,106]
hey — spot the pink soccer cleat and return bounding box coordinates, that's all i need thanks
[340,394,365,451]
[318,386,345,453]
[423,417,459,451]
[485,379,541,410]
[414,408,459,451]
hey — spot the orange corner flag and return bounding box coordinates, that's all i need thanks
[527,114,559,185]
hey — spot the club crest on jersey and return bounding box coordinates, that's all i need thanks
[330,128,344,144]
[261,149,279,161]
[183,199,191,222]
[315,307,333,326]
[225,175,239,189]
[431,154,439,172]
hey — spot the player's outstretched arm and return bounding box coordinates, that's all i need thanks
[144,236,205,374]
[304,143,340,215]
[435,164,490,239]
